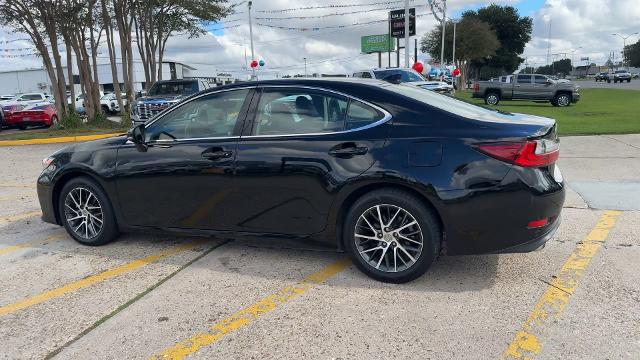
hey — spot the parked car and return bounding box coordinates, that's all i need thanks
[130,79,211,125]
[100,93,128,114]
[413,81,453,95]
[612,70,632,83]
[0,94,16,102]
[68,91,105,109]
[0,105,4,131]
[2,93,50,104]
[2,101,57,130]
[37,78,564,283]
[594,72,609,82]
[472,74,580,107]
[353,68,426,83]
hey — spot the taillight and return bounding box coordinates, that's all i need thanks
[473,83,480,91]
[475,139,559,167]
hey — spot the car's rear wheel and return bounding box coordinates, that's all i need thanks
[45,115,58,128]
[484,92,500,105]
[58,177,119,246]
[18,125,27,130]
[343,189,441,283]
[554,93,571,107]
[628,79,631,83]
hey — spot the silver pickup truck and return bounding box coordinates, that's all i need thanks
[472,74,580,107]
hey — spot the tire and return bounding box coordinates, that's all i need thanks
[551,98,559,107]
[18,125,27,130]
[484,92,500,105]
[58,176,119,246]
[101,106,109,115]
[554,93,571,107]
[628,79,631,83]
[343,189,441,283]
[607,80,611,83]
[44,115,58,128]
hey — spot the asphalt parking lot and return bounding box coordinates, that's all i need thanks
[575,79,640,90]
[1,135,639,359]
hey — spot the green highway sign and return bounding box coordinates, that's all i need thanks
[361,34,393,53]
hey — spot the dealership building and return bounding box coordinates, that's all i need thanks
[0,60,236,96]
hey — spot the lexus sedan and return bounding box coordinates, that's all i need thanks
[37,78,564,283]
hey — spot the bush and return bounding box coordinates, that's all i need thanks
[59,110,83,129]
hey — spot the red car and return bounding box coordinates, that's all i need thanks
[1,102,58,130]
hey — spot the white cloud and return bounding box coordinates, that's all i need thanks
[2,0,637,78]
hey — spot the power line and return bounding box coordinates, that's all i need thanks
[255,0,415,13]
[254,4,427,20]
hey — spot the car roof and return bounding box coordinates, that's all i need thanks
[199,77,389,94]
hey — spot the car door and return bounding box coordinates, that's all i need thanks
[532,75,553,99]
[115,87,254,230]
[514,75,534,98]
[232,86,390,235]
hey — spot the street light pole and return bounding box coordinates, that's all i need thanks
[304,57,307,77]
[612,32,639,70]
[570,46,582,74]
[248,1,255,80]
[439,0,447,69]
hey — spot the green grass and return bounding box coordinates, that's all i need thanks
[0,122,127,141]
[455,88,640,136]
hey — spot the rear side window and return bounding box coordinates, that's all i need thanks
[254,89,349,135]
[20,94,43,100]
[516,75,532,84]
[361,72,373,79]
[346,101,383,130]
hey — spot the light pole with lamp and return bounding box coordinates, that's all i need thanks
[570,46,582,73]
[612,32,638,70]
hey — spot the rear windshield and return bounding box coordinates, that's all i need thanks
[148,81,198,96]
[382,83,511,119]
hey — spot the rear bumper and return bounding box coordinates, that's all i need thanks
[572,93,580,103]
[492,216,560,253]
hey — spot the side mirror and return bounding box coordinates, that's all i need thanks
[127,124,146,145]
[546,79,554,84]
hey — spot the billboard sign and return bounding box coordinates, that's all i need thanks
[361,34,394,53]
[389,8,416,37]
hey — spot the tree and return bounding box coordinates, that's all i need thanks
[535,58,571,75]
[463,5,533,74]
[624,40,640,67]
[133,0,231,89]
[0,0,69,117]
[420,17,499,86]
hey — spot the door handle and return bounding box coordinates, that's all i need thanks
[329,143,368,158]
[202,147,233,160]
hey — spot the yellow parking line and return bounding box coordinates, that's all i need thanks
[0,184,34,189]
[0,132,122,147]
[0,210,41,227]
[149,257,352,360]
[501,210,622,359]
[0,233,66,256]
[0,239,209,317]
[0,194,33,202]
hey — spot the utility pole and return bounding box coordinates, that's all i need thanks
[439,0,446,68]
[451,19,456,67]
[248,1,255,80]
[304,57,307,77]
[612,32,639,70]
[404,0,410,68]
[570,47,582,74]
[546,18,551,65]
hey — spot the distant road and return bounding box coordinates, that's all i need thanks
[575,79,640,90]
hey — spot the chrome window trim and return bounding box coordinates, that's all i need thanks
[242,84,392,139]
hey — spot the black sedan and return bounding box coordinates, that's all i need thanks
[37,78,564,283]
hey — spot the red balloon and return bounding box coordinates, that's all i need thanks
[250,60,258,68]
[452,68,461,77]
[412,62,424,73]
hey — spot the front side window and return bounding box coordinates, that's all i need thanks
[516,75,532,84]
[401,70,425,82]
[534,75,549,84]
[145,89,249,141]
[254,89,349,135]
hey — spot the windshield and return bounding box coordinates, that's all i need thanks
[373,69,425,83]
[147,81,198,96]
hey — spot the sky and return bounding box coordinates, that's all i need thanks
[0,0,639,79]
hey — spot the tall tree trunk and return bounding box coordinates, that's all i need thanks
[65,40,75,111]
[101,0,124,114]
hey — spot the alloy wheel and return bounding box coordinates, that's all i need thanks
[557,95,570,107]
[354,204,423,273]
[487,94,498,105]
[64,187,104,240]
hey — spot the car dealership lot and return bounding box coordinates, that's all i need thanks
[1,137,639,359]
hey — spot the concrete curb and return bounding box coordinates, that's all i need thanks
[0,133,123,147]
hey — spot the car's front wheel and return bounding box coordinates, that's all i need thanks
[58,177,119,246]
[344,189,441,283]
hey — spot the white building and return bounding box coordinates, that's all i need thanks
[0,60,236,96]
